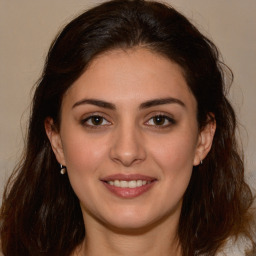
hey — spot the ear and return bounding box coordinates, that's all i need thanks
[193,114,216,166]
[44,117,66,166]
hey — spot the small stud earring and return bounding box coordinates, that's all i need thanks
[60,164,66,175]
[200,159,203,165]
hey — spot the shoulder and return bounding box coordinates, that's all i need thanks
[216,236,254,256]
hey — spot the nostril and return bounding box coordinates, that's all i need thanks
[110,128,146,166]
[111,156,143,167]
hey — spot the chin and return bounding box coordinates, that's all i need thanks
[103,218,158,234]
[98,207,172,233]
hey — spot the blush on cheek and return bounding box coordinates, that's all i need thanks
[152,138,196,166]
[63,138,108,174]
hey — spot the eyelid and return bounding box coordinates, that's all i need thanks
[79,111,176,129]
[80,112,112,127]
[144,112,176,128]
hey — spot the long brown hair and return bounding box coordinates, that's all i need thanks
[1,0,255,255]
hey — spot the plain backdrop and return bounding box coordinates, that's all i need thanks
[1,0,256,200]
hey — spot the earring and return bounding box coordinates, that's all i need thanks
[60,164,66,175]
[200,159,203,165]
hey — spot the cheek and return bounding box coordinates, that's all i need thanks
[150,132,198,171]
[61,129,108,176]
[148,130,198,194]
[60,131,110,211]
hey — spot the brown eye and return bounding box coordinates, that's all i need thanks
[91,116,104,125]
[146,115,176,127]
[82,115,111,127]
[153,116,166,125]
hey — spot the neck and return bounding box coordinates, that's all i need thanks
[74,212,182,256]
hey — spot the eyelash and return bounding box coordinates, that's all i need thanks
[145,114,176,128]
[80,114,176,129]
[81,114,111,128]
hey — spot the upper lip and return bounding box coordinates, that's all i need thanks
[101,174,157,182]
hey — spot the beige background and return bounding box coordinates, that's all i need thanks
[1,0,256,200]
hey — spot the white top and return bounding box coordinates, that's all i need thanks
[216,236,253,256]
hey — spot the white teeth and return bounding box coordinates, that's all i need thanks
[107,180,151,188]
[137,180,143,187]
[114,180,120,187]
[120,180,128,188]
[128,180,137,188]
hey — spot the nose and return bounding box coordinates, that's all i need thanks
[109,123,146,167]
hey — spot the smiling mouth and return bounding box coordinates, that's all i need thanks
[101,174,157,198]
[106,180,152,188]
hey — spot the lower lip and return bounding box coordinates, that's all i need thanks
[102,181,156,198]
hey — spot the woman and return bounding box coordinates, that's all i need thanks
[0,0,255,255]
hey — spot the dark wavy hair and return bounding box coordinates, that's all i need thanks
[1,0,255,255]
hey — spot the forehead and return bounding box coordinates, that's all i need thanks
[63,48,196,110]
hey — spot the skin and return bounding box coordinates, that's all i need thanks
[45,48,215,256]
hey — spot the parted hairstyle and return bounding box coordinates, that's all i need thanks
[1,0,255,255]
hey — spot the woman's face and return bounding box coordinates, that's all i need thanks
[48,48,214,231]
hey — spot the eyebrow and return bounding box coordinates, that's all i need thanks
[139,97,185,109]
[72,97,185,110]
[72,99,116,110]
